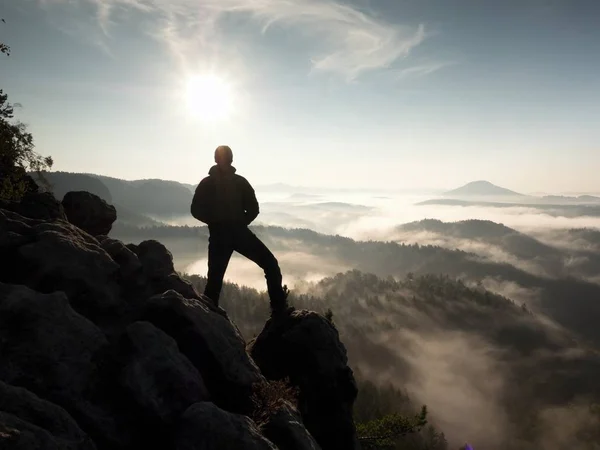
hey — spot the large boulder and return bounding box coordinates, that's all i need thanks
[0,380,95,450]
[141,290,264,414]
[4,191,67,221]
[0,411,83,450]
[249,310,360,450]
[175,402,277,450]
[0,284,152,450]
[0,283,107,401]
[129,240,201,300]
[262,402,321,450]
[62,191,117,237]
[131,240,175,278]
[0,210,38,274]
[119,322,210,424]
[98,237,142,280]
[14,219,121,322]
[0,284,125,447]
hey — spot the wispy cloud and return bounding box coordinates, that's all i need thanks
[37,0,429,80]
[396,60,455,79]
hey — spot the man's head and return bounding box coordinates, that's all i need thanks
[214,145,233,167]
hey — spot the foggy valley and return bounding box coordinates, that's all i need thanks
[38,170,600,450]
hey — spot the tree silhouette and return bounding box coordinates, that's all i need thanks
[0,21,53,201]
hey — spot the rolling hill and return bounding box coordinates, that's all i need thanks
[444,180,524,197]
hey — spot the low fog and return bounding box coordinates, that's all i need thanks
[149,190,600,238]
[99,180,600,450]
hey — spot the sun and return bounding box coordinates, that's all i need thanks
[185,74,234,122]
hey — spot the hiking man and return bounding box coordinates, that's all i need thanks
[191,145,289,314]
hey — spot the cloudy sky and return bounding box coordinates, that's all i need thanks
[1,0,599,192]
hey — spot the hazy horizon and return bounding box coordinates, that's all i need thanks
[40,169,600,197]
[3,0,600,193]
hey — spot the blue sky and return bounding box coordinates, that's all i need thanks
[1,0,599,192]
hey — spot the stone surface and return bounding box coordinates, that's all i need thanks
[119,322,210,424]
[142,290,264,414]
[262,402,321,450]
[62,191,117,237]
[15,220,121,320]
[0,380,96,450]
[11,191,66,221]
[175,402,277,450]
[249,310,360,450]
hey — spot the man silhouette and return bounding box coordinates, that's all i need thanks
[191,145,289,314]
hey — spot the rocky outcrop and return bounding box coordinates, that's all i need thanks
[141,290,264,414]
[11,218,121,324]
[118,321,210,424]
[262,402,322,450]
[98,236,142,280]
[1,191,67,221]
[0,190,360,450]
[176,402,277,450]
[128,239,202,301]
[0,411,89,450]
[62,191,117,237]
[0,380,95,450]
[249,310,360,450]
[0,284,107,404]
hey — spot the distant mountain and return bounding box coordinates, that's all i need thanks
[444,180,524,197]
[36,172,113,203]
[94,175,193,216]
[398,219,562,260]
[41,171,193,218]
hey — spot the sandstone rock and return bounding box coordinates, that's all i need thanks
[0,284,124,447]
[142,290,264,414]
[134,240,175,278]
[0,284,142,450]
[0,284,108,400]
[0,210,40,283]
[15,220,121,321]
[0,411,82,450]
[128,239,201,300]
[262,402,321,450]
[157,273,201,300]
[99,237,142,280]
[9,191,66,221]
[249,310,360,450]
[0,380,95,450]
[119,322,210,424]
[175,402,277,450]
[62,191,117,237]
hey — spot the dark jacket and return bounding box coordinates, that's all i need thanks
[190,165,259,226]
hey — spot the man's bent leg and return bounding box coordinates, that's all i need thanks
[204,229,234,307]
[234,227,287,308]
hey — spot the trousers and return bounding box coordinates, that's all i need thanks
[204,224,285,307]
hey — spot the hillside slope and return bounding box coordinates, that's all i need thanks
[184,271,600,450]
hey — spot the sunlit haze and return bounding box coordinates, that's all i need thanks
[2,0,599,191]
[185,74,234,122]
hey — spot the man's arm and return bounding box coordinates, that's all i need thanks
[242,178,259,225]
[190,179,212,224]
